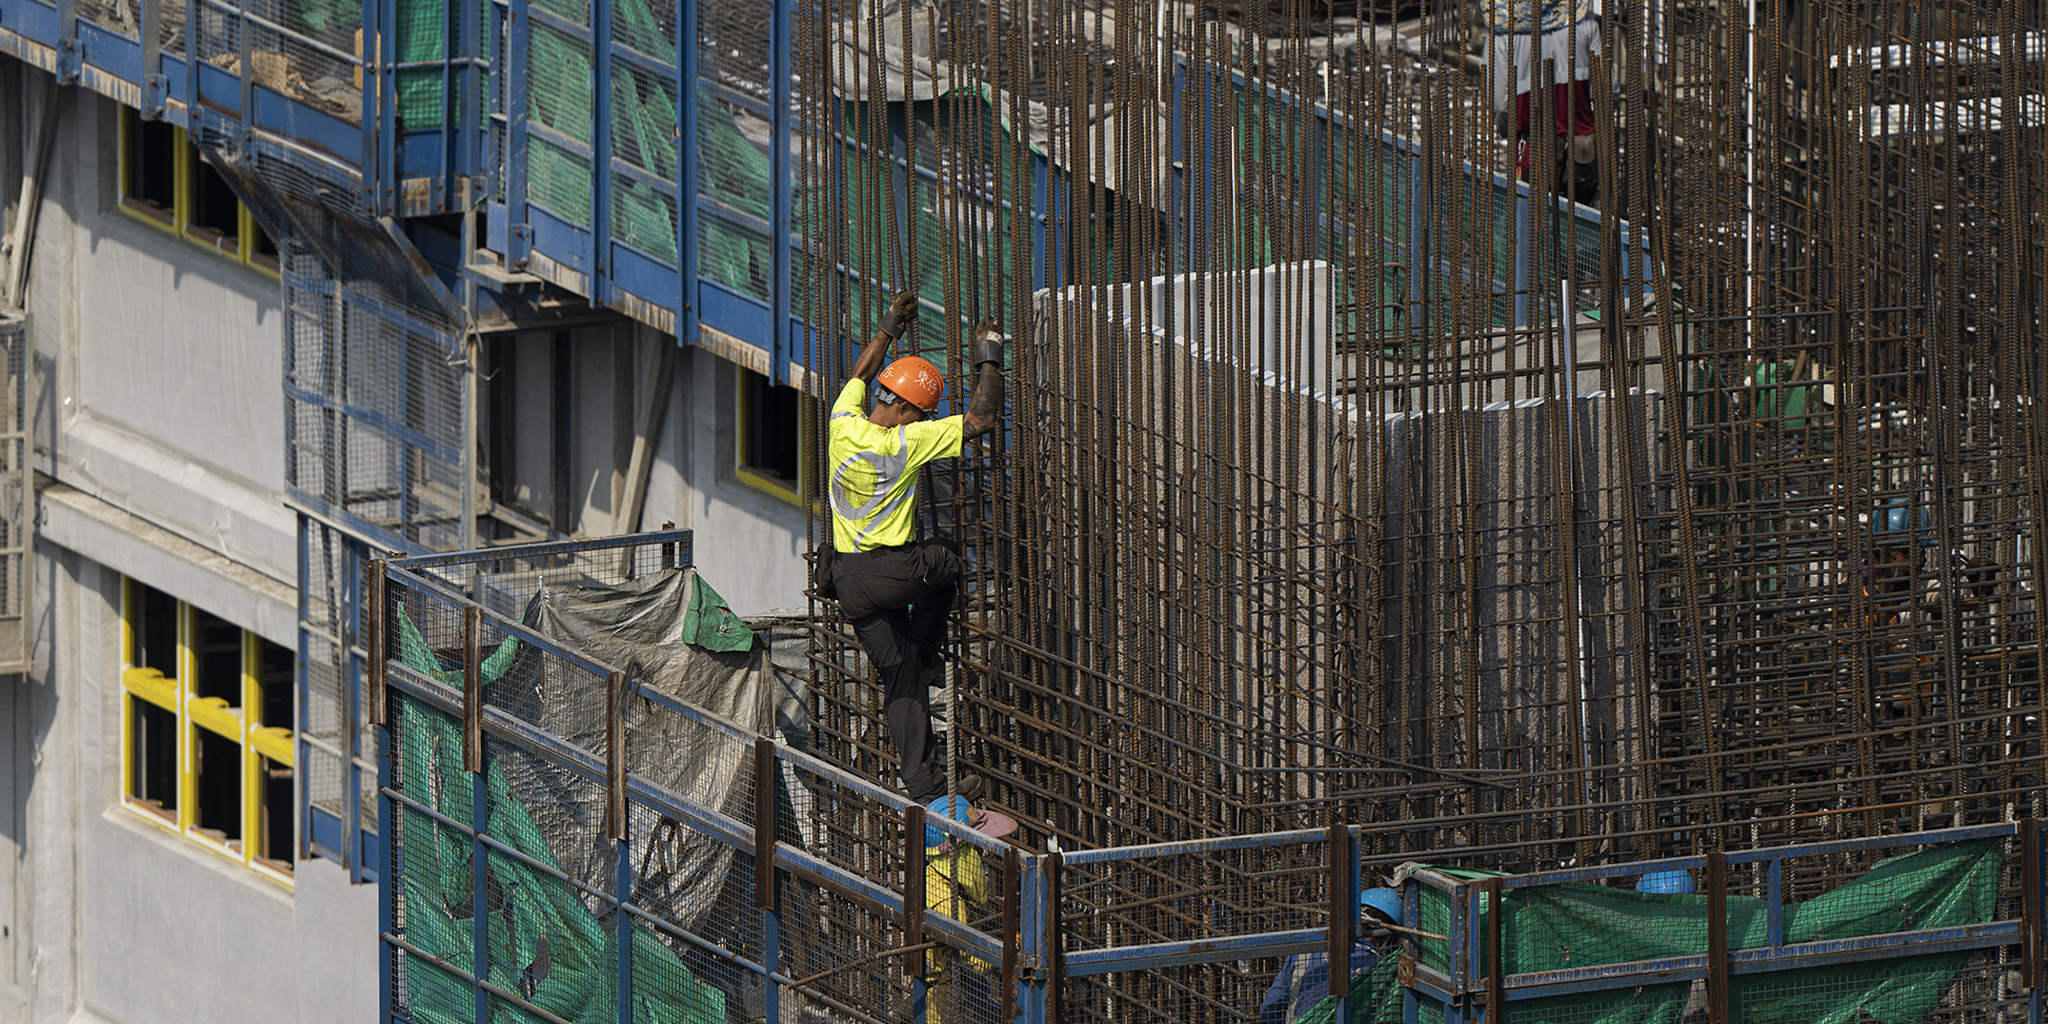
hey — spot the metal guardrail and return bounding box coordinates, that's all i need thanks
[372,532,2048,1024]
[373,531,1047,1024]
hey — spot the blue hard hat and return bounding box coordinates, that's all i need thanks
[1636,870,1694,895]
[925,795,973,848]
[1359,887,1402,924]
[1874,499,1935,547]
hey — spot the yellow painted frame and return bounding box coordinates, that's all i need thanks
[734,364,821,508]
[176,600,197,835]
[116,576,295,886]
[242,632,262,868]
[115,108,276,278]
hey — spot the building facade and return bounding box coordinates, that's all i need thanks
[0,57,812,1021]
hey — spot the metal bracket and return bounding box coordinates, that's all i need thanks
[507,224,533,269]
[143,75,169,117]
[56,37,81,84]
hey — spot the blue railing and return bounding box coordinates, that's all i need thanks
[370,531,2047,1024]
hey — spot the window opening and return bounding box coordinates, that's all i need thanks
[120,576,296,882]
[122,114,179,224]
[116,108,273,274]
[133,702,179,821]
[256,638,294,870]
[192,607,240,701]
[194,728,242,844]
[187,156,244,253]
[126,580,179,821]
[737,365,816,500]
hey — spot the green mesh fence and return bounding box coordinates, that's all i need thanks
[1399,842,2003,1024]
[1296,958,1411,1024]
[396,0,445,127]
[698,95,773,296]
[389,607,726,1024]
[529,22,594,225]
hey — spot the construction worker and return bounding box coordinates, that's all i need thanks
[1488,0,1602,202]
[828,290,1004,803]
[921,795,992,1024]
[1260,887,1402,1024]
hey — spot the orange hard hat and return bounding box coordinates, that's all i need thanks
[876,356,946,411]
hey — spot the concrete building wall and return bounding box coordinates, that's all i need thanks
[0,80,376,1024]
[0,67,816,1024]
[656,345,811,617]
[21,82,294,585]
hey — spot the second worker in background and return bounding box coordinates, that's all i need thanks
[827,290,1004,804]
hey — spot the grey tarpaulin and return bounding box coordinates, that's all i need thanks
[503,566,785,984]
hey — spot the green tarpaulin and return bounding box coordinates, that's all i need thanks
[1332,842,2005,1024]
[391,605,727,1024]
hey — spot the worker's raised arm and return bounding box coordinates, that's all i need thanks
[962,318,1006,441]
[851,290,921,383]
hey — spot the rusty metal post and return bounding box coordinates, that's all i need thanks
[904,803,927,979]
[461,606,482,773]
[606,669,627,841]
[2023,819,2041,991]
[1001,846,1020,1023]
[754,738,777,910]
[1707,850,1728,1024]
[366,558,388,726]
[1329,822,1353,1009]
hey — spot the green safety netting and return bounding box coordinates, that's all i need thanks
[1296,957,1408,1024]
[524,0,769,287]
[1376,841,2005,1024]
[391,606,726,1024]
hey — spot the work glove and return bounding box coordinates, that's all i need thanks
[879,290,921,339]
[971,318,1004,368]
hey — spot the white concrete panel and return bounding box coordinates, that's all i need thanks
[571,324,618,534]
[22,92,295,585]
[663,347,808,617]
[72,217,283,496]
[38,482,297,645]
[66,98,285,502]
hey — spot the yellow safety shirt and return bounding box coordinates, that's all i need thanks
[828,378,963,552]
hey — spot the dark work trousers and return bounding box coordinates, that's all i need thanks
[833,536,963,802]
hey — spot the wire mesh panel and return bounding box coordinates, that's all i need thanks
[694,0,774,300]
[1401,827,2034,1024]
[529,8,595,228]
[1060,834,1334,1024]
[0,308,31,676]
[300,516,372,867]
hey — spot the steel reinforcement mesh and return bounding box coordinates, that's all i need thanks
[795,0,2048,887]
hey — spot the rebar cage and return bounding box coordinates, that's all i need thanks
[796,0,2048,878]
[367,531,2048,1023]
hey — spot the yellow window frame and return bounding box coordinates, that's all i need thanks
[119,577,295,886]
[116,110,280,278]
[735,364,821,507]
